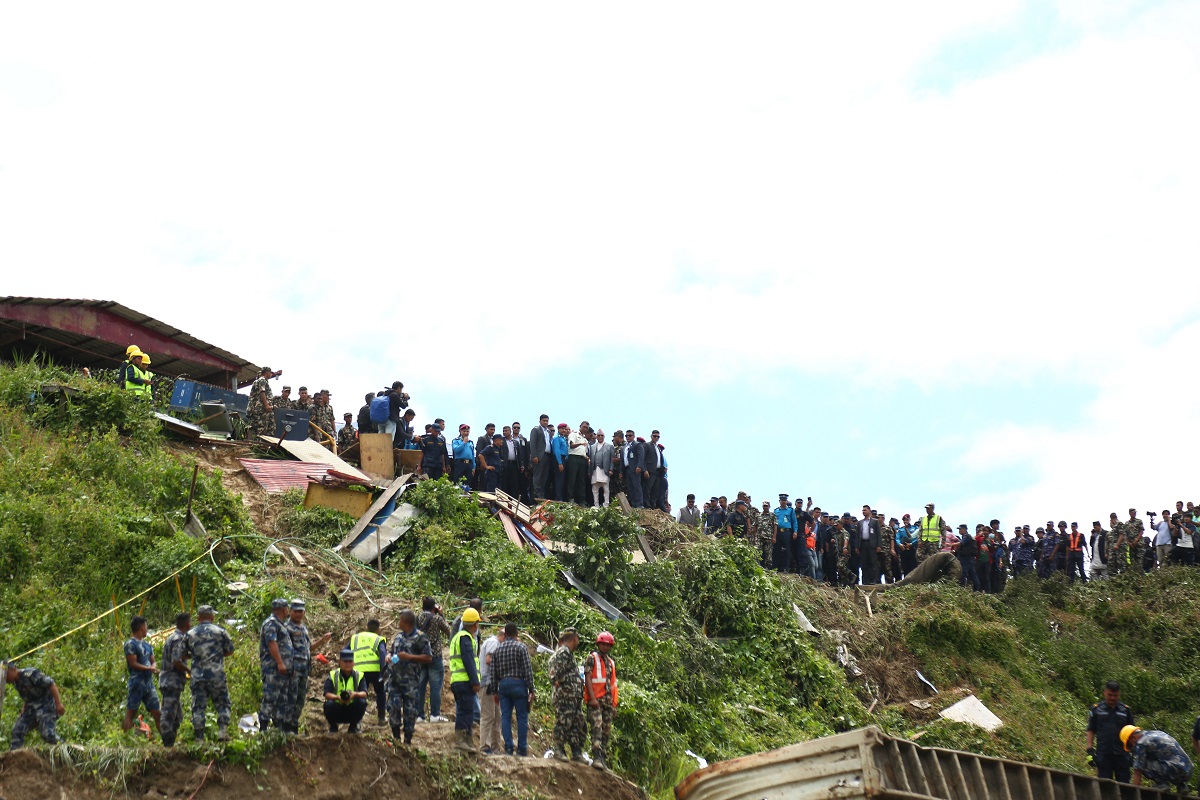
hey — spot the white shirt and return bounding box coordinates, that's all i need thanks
[540,425,553,453]
[1153,520,1173,547]
[505,438,517,460]
[568,431,588,456]
[860,519,871,540]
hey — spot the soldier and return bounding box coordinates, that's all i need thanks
[837,515,855,587]
[1126,508,1146,573]
[121,615,161,738]
[285,600,331,735]
[4,660,64,749]
[185,604,235,741]
[755,501,774,568]
[159,612,191,747]
[878,517,896,584]
[259,598,294,731]
[311,390,336,443]
[387,609,432,745]
[1107,513,1127,577]
[337,412,357,453]
[295,386,313,413]
[916,503,944,563]
[277,385,294,410]
[246,366,275,439]
[549,627,587,762]
[584,631,618,771]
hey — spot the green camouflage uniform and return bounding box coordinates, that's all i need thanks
[310,402,335,442]
[1126,518,1146,573]
[548,644,586,759]
[836,525,854,586]
[878,525,896,582]
[585,650,617,764]
[337,423,357,453]
[754,511,774,568]
[246,376,274,438]
[917,515,944,562]
[1107,521,1127,576]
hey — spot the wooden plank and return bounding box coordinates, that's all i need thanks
[636,533,657,563]
[616,492,633,514]
[358,433,395,481]
[396,449,422,474]
[260,436,370,482]
[498,513,527,549]
[304,482,374,518]
[287,547,307,566]
[332,474,411,551]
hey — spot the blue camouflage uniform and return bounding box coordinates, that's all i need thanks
[259,612,294,730]
[8,667,60,749]
[285,618,313,733]
[158,629,189,746]
[1132,730,1193,790]
[387,628,432,741]
[184,619,235,739]
[124,636,161,713]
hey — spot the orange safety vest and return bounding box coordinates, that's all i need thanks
[805,525,816,549]
[1069,533,1083,552]
[583,652,618,707]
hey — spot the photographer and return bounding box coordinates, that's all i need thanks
[1171,512,1195,566]
[323,648,368,733]
[1151,510,1172,567]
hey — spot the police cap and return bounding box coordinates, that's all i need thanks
[271,598,289,609]
[197,604,215,617]
[290,599,306,611]
[339,648,354,661]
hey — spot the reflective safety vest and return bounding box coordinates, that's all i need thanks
[329,668,362,700]
[582,651,618,707]
[1069,533,1084,552]
[350,632,385,673]
[919,515,943,543]
[448,629,478,685]
[124,362,153,397]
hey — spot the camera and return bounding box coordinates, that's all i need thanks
[339,690,350,702]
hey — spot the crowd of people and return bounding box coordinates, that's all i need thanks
[3,598,621,769]
[679,496,1200,591]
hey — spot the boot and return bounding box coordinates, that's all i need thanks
[216,725,230,742]
[404,732,413,745]
[592,755,606,770]
[554,741,569,762]
[454,729,476,752]
[570,752,588,764]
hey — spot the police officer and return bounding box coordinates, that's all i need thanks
[259,598,293,731]
[4,660,64,748]
[387,609,432,745]
[284,600,332,735]
[184,604,235,741]
[772,494,796,572]
[1124,725,1194,790]
[1087,681,1135,782]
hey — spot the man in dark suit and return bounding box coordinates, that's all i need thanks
[623,429,644,508]
[527,414,553,501]
[642,431,662,508]
[510,422,531,502]
[849,504,882,584]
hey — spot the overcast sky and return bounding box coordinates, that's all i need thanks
[3,1,1198,528]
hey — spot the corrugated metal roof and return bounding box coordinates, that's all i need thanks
[239,458,333,494]
[0,296,260,386]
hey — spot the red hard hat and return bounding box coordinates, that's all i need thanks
[596,631,615,645]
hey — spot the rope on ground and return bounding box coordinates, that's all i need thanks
[7,539,223,664]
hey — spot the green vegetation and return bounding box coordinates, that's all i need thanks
[4,359,1200,799]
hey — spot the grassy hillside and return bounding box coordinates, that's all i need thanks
[2,360,1198,799]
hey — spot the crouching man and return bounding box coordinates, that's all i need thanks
[323,648,368,733]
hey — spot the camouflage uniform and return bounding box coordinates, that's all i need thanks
[337,422,357,453]
[548,644,586,758]
[917,515,944,562]
[285,619,312,733]
[387,628,432,742]
[259,614,294,730]
[158,629,189,746]
[755,511,774,568]
[837,523,855,586]
[1126,518,1146,573]
[1132,730,1194,790]
[878,525,896,582]
[584,650,617,764]
[185,620,235,739]
[311,402,336,442]
[246,376,274,438]
[1107,521,1127,577]
[8,668,60,748]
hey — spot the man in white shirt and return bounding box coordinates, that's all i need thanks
[1153,510,1173,567]
[566,426,589,505]
[478,626,505,754]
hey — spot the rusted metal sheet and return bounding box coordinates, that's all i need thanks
[238,458,333,494]
[260,436,369,482]
[674,726,1190,800]
[0,297,255,382]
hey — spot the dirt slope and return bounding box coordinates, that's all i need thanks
[0,734,646,800]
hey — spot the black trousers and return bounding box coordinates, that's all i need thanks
[857,548,878,584]
[1096,756,1131,783]
[323,699,366,730]
[363,672,386,718]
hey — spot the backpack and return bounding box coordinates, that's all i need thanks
[369,395,391,424]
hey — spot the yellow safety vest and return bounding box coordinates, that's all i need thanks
[124,362,153,398]
[350,632,384,673]
[329,668,362,700]
[448,629,478,685]
[919,515,943,543]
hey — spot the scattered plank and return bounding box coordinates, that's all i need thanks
[358,433,395,481]
[288,547,307,566]
[636,533,657,563]
[333,474,412,552]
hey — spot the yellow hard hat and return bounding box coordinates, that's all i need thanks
[1120,725,1141,751]
[461,608,481,623]
[137,353,151,365]
[126,345,142,357]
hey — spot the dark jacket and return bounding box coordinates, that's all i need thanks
[529,425,551,464]
[624,441,645,473]
[849,518,881,554]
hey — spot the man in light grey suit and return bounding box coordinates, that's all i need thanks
[527,414,553,501]
[588,430,614,507]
